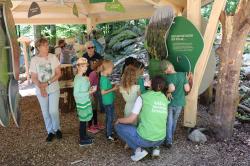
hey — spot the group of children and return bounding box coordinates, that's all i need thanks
[73,56,191,150]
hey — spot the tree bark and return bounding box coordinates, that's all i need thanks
[213,0,250,139]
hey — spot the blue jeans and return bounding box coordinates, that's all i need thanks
[166,106,183,144]
[36,89,61,134]
[104,104,115,137]
[115,124,164,152]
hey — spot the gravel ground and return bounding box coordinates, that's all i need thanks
[0,93,250,166]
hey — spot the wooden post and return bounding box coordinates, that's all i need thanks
[187,0,201,30]
[86,17,96,34]
[184,0,227,127]
[22,42,30,82]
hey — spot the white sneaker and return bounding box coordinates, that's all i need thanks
[107,136,115,142]
[131,148,148,162]
[152,147,160,158]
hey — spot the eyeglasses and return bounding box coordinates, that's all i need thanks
[87,46,94,49]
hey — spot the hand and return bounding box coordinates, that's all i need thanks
[90,86,97,94]
[39,82,48,89]
[186,72,193,89]
[113,84,119,91]
[115,119,120,125]
[40,88,48,97]
[186,72,193,81]
[167,93,173,100]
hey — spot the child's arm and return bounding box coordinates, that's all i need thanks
[101,85,118,95]
[73,78,82,100]
[116,96,142,124]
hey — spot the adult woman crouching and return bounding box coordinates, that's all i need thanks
[115,76,169,162]
[30,38,62,142]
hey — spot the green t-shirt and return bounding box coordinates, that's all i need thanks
[73,75,90,104]
[137,91,169,141]
[165,72,188,107]
[137,76,146,94]
[100,75,115,105]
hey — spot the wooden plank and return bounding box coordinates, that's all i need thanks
[184,0,227,127]
[86,17,96,33]
[187,0,201,30]
[14,18,87,25]
[96,10,154,23]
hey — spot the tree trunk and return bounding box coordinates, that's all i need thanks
[50,25,56,46]
[213,0,250,139]
[33,25,41,41]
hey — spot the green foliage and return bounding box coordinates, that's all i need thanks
[56,24,86,38]
[108,30,137,48]
[202,0,240,18]
[225,0,240,14]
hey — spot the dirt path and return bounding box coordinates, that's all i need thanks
[0,95,249,166]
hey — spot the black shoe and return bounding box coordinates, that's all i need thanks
[79,138,93,147]
[86,135,94,140]
[165,143,172,149]
[56,130,62,139]
[46,133,55,142]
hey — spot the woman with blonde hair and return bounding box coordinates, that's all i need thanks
[30,38,62,142]
[120,65,141,118]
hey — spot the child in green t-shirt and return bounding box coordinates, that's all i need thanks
[73,58,96,147]
[161,60,191,148]
[100,60,119,141]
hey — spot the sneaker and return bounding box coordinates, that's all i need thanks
[94,124,105,130]
[55,130,62,139]
[79,139,93,147]
[107,136,115,142]
[165,143,172,149]
[46,133,55,142]
[88,126,100,134]
[86,135,95,140]
[131,148,148,162]
[152,147,160,158]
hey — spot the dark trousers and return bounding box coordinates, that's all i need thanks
[104,104,115,137]
[88,109,98,127]
[79,121,87,140]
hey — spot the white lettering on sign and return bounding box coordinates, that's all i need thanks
[151,101,167,114]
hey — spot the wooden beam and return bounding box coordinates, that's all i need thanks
[184,0,226,127]
[14,18,87,25]
[96,9,155,24]
[86,16,96,33]
[187,0,201,31]
[202,0,213,7]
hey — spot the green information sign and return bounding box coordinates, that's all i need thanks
[166,16,204,72]
[89,0,113,3]
[105,0,125,12]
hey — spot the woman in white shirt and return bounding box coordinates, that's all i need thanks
[30,38,62,142]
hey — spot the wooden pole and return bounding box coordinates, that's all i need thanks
[22,42,30,82]
[187,0,201,30]
[184,0,227,127]
[86,17,96,34]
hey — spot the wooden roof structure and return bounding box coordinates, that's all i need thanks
[11,0,213,25]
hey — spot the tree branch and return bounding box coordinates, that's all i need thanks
[239,17,250,34]
[219,11,226,28]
